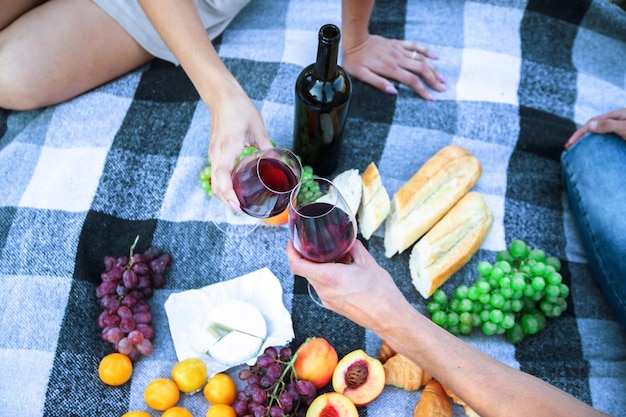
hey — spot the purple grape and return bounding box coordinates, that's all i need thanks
[142,247,161,262]
[251,387,266,405]
[119,317,136,333]
[116,337,132,355]
[263,346,279,359]
[238,368,251,381]
[233,399,249,415]
[96,280,117,298]
[136,275,151,289]
[103,256,116,271]
[279,346,292,361]
[100,295,121,314]
[135,338,153,355]
[115,256,129,268]
[295,380,316,396]
[106,265,124,281]
[117,305,132,319]
[116,283,129,297]
[150,254,171,274]
[133,311,151,324]
[121,294,137,308]
[267,363,283,380]
[278,391,293,412]
[127,346,141,362]
[131,253,143,264]
[136,323,154,341]
[122,269,138,289]
[256,353,275,369]
[269,405,284,417]
[131,301,150,314]
[132,262,150,275]
[127,329,144,345]
[101,327,124,343]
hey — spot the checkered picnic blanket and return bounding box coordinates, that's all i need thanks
[1,0,625,416]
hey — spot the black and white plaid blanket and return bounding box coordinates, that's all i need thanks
[1,0,625,416]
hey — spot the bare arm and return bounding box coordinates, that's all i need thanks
[138,0,272,210]
[286,240,608,417]
[565,108,626,149]
[340,0,446,100]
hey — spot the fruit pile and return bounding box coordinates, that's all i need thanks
[233,337,385,417]
[426,239,570,343]
[96,236,172,360]
[235,346,316,417]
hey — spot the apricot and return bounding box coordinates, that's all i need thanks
[306,392,358,417]
[293,337,338,389]
[332,349,385,406]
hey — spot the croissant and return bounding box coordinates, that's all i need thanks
[383,352,432,391]
[413,379,453,417]
[378,340,397,363]
[442,384,481,417]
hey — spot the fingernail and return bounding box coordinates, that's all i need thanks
[589,121,598,131]
[385,85,398,95]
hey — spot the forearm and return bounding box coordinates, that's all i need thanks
[340,0,374,51]
[378,300,607,417]
[137,0,244,110]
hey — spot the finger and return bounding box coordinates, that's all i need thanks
[402,40,439,60]
[211,164,240,212]
[564,126,588,149]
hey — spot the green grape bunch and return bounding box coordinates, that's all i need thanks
[426,239,570,344]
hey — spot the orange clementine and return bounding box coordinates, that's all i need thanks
[262,208,289,225]
[144,378,180,411]
[121,412,151,417]
[171,358,208,394]
[203,373,237,405]
[162,406,193,417]
[206,404,237,417]
[98,353,133,386]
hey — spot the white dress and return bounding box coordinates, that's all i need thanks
[92,0,253,64]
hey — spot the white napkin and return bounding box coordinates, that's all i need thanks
[164,267,294,374]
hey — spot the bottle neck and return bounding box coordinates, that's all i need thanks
[314,24,341,81]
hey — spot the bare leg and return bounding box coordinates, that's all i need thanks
[0,0,154,110]
[0,0,46,30]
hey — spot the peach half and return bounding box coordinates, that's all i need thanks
[306,392,358,417]
[332,349,385,406]
[294,337,338,389]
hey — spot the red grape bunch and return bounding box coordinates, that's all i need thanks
[95,236,172,361]
[234,346,317,417]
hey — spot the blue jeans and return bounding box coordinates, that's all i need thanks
[562,133,626,329]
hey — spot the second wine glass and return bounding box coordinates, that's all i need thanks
[288,176,357,305]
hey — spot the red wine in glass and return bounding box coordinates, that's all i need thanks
[232,148,302,218]
[289,177,357,305]
[290,202,355,262]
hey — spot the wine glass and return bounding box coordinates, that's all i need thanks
[288,176,357,306]
[210,148,302,235]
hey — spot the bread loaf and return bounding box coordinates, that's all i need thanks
[357,162,390,239]
[383,353,432,391]
[333,168,362,217]
[384,146,482,258]
[413,379,453,417]
[409,191,493,298]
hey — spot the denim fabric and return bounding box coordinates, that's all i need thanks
[562,133,626,329]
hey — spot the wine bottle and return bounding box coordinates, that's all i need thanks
[293,24,352,176]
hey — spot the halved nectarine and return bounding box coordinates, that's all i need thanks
[306,392,358,417]
[332,349,385,406]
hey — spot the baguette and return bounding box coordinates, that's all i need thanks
[384,146,482,258]
[332,168,362,217]
[413,379,453,417]
[357,162,390,239]
[409,191,493,298]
